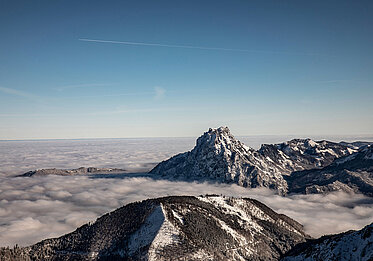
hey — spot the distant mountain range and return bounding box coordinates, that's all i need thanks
[19,167,126,177]
[1,195,371,261]
[20,127,373,197]
[150,127,373,197]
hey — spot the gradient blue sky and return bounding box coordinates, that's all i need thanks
[0,0,372,139]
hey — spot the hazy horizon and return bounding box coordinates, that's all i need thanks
[1,133,373,144]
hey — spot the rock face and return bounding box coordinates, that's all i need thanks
[286,145,373,196]
[259,138,356,173]
[150,127,292,195]
[20,167,126,177]
[150,127,358,195]
[282,223,373,261]
[0,195,308,261]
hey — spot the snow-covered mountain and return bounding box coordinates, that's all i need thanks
[150,127,358,195]
[150,127,291,195]
[0,195,308,261]
[282,222,373,261]
[259,138,356,172]
[286,145,373,196]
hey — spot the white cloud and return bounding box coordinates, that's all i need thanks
[0,175,372,247]
[0,138,372,247]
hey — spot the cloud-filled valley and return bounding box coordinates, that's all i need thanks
[1,137,373,247]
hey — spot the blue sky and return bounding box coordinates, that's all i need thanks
[0,0,372,139]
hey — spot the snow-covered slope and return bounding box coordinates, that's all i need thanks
[150,127,357,195]
[259,138,356,172]
[0,195,308,261]
[282,222,373,261]
[286,145,373,196]
[150,127,291,195]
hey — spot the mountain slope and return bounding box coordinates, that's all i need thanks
[0,195,308,261]
[150,127,356,195]
[150,127,291,195]
[286,145,373,196]
[259,138,356,172]
[282,222,373,261]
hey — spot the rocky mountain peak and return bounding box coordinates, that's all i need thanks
[195,126,251,155]
[150,127,368,196]
[150,127,288,194]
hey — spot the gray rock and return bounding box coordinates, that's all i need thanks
[150,127,358,195]
[150,127,290,195]
[259,138,356,172]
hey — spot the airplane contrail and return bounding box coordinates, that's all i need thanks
[78,38,317,55]
[79,38,253,52]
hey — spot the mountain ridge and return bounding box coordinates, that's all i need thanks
[150,127,372,196]
[282,223,373,261]
[0,195,308,261]
[1,195,371,260]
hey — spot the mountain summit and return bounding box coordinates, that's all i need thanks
[150,127,367,195]
[150,127,289,195]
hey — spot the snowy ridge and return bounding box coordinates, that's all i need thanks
[282,223,373,261]
[2,195,371,261]
[150,127,290,195]
[150,127,359,195]
[0,195,308,261]
[259,138,357,172]
[287,145,373,196]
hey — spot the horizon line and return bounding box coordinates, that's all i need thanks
[2,134,373,142]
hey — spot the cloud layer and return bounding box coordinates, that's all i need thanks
[1,174,373,247]
[0,138,373,247]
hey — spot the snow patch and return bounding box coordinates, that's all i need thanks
[128,204,179,260]
[198,196,263,232]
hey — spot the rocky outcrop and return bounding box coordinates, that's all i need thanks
[150,127,358,195]
[259,138,356,172]
[150,127,291,195]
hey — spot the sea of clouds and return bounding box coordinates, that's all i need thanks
[1,136,373,247]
